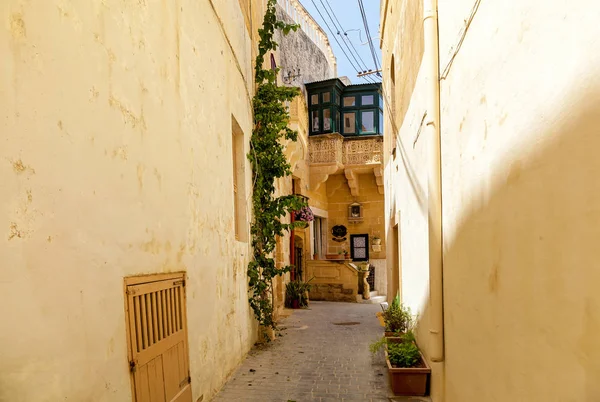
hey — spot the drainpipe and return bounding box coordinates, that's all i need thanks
[424,0,444,362]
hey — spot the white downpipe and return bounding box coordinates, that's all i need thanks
[424,0,444,362]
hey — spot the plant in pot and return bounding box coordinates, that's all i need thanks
[383,294,412,337]
[294,206,314,229]
[370,331,431,396]
[284,278,313,309]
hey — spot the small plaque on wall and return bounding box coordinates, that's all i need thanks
[332,225,347,242]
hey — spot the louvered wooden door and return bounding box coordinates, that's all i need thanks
[125,274,192,402]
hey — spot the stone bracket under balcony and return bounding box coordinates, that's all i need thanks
[308,133,383,194]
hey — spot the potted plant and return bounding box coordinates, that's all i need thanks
[337,249,349,259]
[383,294,412,337]
[284,278,313,309]
[370,331,430,396]
[294,206,314,229]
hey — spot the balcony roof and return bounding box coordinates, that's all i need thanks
[305,78,381,92]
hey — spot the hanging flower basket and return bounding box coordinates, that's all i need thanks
[294,206,314,226]
[296,221,308,229]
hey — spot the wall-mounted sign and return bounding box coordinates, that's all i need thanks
[331,225,347,242]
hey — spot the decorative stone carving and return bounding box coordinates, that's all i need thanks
[308,135,383,194]
[309,133,344,165]
[343,137,383,166]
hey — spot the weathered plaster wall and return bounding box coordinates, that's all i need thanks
[0,0,265,401]
[275,3,335,92]
[383,0,600,401]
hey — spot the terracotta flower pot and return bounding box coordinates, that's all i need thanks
[385,349,430,396]
[384,333,406,340]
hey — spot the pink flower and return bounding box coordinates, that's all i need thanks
[294,206,314,222]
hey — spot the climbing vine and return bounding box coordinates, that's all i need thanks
[247,0,305,330]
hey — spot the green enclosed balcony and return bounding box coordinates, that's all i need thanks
[305,79,383,137]
[305,79,384,196]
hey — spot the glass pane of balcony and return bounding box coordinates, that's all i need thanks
[343,96,356,107]
[343,112,356,134]
[324,109,331,131]
[361,111,375,133]
[312,110,320,133]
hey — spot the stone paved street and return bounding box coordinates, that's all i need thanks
[213,301,430,402]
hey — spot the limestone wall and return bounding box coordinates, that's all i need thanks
[0,1,266,401]
[306,260,358,302]
[275,0,336,90]
[382,0,600,400]
[326,174,386,260]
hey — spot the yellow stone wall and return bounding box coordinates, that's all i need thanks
[325,174,385,259]
[382,0,600,401]
[0,1,266,401]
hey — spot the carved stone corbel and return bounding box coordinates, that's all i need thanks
[309,163,342,192]
[345,168,359,197]
[374,167,384,195]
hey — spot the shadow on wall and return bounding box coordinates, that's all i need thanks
[413,84,600,402]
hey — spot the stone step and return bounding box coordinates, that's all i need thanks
[361,295,387,304]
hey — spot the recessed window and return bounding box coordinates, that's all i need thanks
[379,111,383,133]
[361,111,375,133]
[323,109,331,131]
[232,116,248,242]
[343,96,356,107]
[312,110,320,132]
[322,92,331,103]
[362,95,374,105]
[311,94,319,105]
[344,112,356,134]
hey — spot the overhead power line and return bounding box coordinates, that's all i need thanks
[309,0,377,84]
[357,0,381,76]
[318,0,369,76]
[321,0,372,74]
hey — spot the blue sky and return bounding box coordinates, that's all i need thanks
[298,0,382,85]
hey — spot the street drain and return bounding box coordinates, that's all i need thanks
[333,322,360,326]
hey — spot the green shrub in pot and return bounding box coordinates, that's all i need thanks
[383,294,412,335]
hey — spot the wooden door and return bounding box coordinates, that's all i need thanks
[125,273,192,402]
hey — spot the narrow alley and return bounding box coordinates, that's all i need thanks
[3,0,600,400]
[213,302,427,402]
